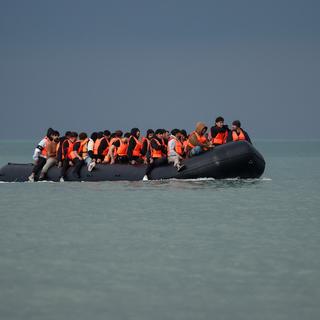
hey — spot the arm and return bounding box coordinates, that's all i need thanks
[32,138,47,161]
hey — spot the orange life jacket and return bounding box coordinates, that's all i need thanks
[187,131,207,148]
[232,129,246,141]
[109,137,121,156]
[131,136,142,157]
[212,131,227,145]
[62,139,75,160]
[168,137,183,156]
[117,139,128,157]
[151,138,165,158]
[40,137,49,157]
[70,138,89,160]
[93,137,109,156]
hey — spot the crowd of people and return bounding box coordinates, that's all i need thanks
[28,117,251,182]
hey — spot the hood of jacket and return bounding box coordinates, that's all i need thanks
[195,122,207,135]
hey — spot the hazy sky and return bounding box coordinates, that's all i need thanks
[0,0,319,139]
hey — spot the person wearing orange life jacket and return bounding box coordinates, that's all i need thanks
[93,131,103,161]
[143,129,169,181]
[226,120,251,144]
[167,129,185,171]
[180,129,189,155]
[104,130,123,164]
[96,130,111,163]
[127,128,143,165]
[59,132,78,182]
[115,132,130,164]
[38,130,60,181]
[187,122,213,157]
[87,132,98,163]
[57,131,71,167]
[210,116,229,146]
[141,129,154,164]
[69,132,95,178]
[28,128,54,182]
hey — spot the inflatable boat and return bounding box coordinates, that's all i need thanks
[0,141,265,182]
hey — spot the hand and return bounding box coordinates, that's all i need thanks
[131,160,136,165]
[97,159,101,164]
[69,161,74,166]
[58,161,62,168]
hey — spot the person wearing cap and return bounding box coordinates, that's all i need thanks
[210,116,229,146]
[226,120,251,143]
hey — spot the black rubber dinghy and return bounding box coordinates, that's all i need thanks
[0,141,265,182]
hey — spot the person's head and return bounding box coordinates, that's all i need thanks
[65,131,71,139]
[114,130,123,138]
[180,129,188,140]
[69,131,78,142]
[46,127,54,138]
[146,129,154,140]
[215,116,224,128]
[103,130,111,138]
[131,128,140,138]
[155,129,163,139]
[163,130,169,140]
[196,122,207,136]
[97,131,103,139]
[232,120,241,131]
[124,132,131,139]
[79,132,87,140]
[51,130,60,142]
[90,132,98,141]
[171,129,180,137]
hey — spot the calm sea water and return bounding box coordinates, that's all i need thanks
[0,140,319,320]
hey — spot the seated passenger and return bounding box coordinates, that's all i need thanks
[28,128,54,182]
[167,129,185,171]
[87,132,98,163]
[226,120,251,143]
[210,116,229,146]
[104,130,123,164]
[187,122,213,157]
[69,132,95,178]
[59,132,78,182]
[39,130,60,180]
[96,130,111,163]
[141,129,154,164]
[180,129,189,155]
[116,132,130,164]
[127,128,143,164]
[143,129,168,180]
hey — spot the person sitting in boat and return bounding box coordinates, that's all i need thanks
[28,128,54,182]
[103,130,123,164]
[59,132,78,182]
[57,131,71,168]
[143,129,168,181]
[210,116,229,146]
[69,132,95,178]
[95,130,111,163]
[127,128,143,165]
[226,120,251,144]
[187,122,213,157]
[141,129,154,164]
[38,130,60,181]
[180,129,189,155]
[115,132,130,164]
[87,132,97,162]
[167,129,185,171]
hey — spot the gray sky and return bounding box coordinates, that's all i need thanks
[0,0,319,139]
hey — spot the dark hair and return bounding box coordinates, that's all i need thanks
[97,131,103,139]
[53,130,60,136]
[180,129,187,138]
[90,132,98,141]
[46,128,54,137]
[130,128,140,138]
[69,131,78,138]
[215,116,224,123]
[114,130,123,137]
[103,130,111,137]
[65,131,71,137]
[79,132,87,140]
[171,129,180,136]
[146,129,154,136]
[124,132,131,138]
[155,129,163,135]
[232,120,241,128]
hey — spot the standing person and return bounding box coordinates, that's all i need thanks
[143,129,168,181]
[38,130,60,180]
[210,116,229,146]
[187,122,212,157]
[59,132,77,182]
[28,128,54,182]
[167,129,185,171]
[141,129,154,164]
[127,128,143,164]
[226,120,252,143]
